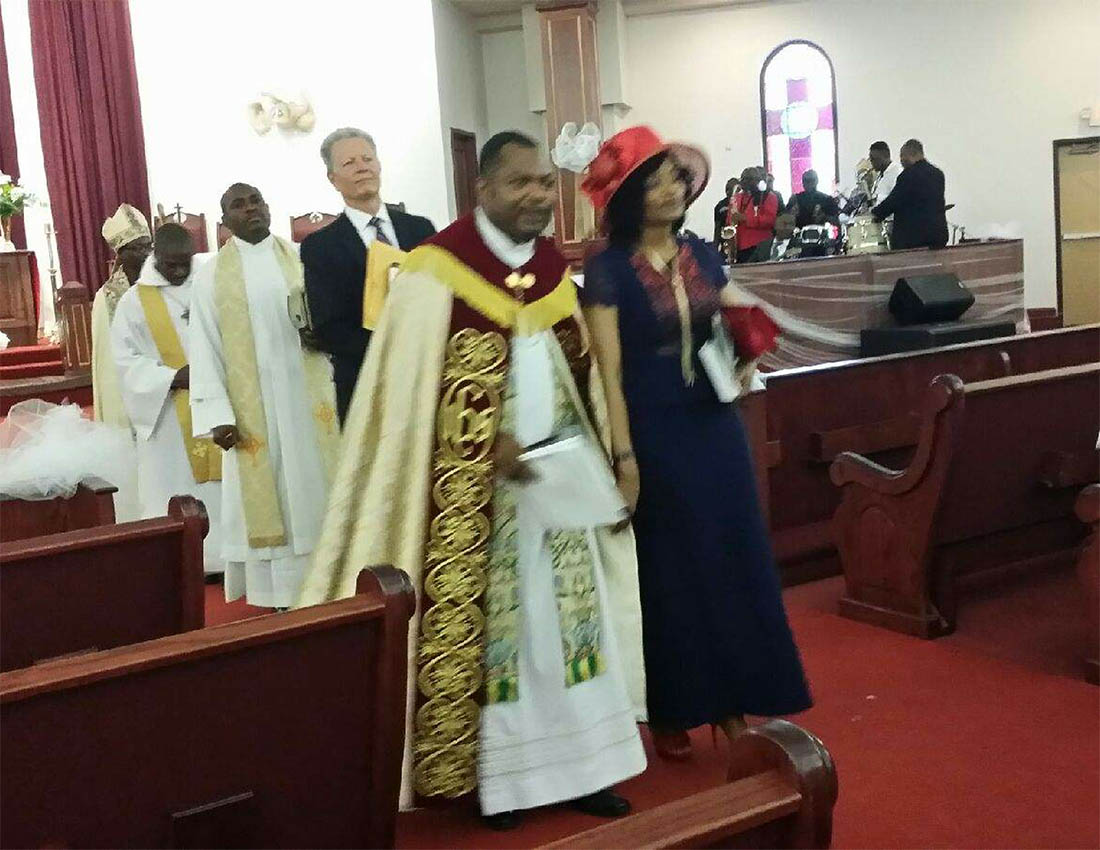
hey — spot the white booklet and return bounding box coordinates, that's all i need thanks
[517,434,628,530]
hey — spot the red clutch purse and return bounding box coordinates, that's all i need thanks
[720,306,781,360]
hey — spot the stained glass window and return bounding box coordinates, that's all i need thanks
[760,41,838,203]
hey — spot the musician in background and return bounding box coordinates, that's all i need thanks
[867,141,902,206]
[712,176,739,245]
[765,172,784,212]
[872,139,949,250]
[730,167,778,263]
[785,170,839,258]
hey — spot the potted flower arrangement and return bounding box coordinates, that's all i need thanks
[0,172,36,251]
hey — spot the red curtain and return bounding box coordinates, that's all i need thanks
[0,4,27,250]
[29,0,150,292]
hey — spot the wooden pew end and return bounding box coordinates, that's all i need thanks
[728,719,838,849]
[539,720,837,849]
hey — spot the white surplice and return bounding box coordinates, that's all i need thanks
[188,235,329,608]
[91,270,132,430]
[110,258,223,574]
[472,209,646,815]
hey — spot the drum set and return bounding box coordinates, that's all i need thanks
[773,214,890,261]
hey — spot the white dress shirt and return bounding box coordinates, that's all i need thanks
[474,206,536,269]
[345,202,398,248]
[873,160,903,204]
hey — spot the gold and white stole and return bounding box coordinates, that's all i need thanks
[135,285,222,484]
[213,237,340,549]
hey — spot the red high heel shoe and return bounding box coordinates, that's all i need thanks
[651,729,692,761]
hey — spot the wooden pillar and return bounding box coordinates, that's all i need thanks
[538,1,602,263]
[56,280,92,375]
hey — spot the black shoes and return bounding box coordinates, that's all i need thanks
[570,788,632,818]
[482,810,523,831]
[481,789,632,831]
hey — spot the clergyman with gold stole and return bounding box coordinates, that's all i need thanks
[298,131,647,829]
[188,183,340,608]
[110,222,223,575]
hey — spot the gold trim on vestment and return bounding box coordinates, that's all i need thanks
[135,285,221,484]
[413,328,507,799]
[362,240,407,330]
[401,244,577,334]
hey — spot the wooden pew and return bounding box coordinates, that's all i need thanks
[1076,485,1099,684]
[752,324,1100,584]
[0,475,117,541]
[0,567,415,850]
[0,496,206,671]
[830,364,1100,638]
[541,720,836,849]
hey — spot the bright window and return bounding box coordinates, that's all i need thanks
[760,41,838,203]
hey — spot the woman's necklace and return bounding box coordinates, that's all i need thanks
[645,243,695,387]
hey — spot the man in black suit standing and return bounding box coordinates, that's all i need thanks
[872,139,949,251]
[302,127,436,423]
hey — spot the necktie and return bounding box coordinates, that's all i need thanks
[368,216,392,246]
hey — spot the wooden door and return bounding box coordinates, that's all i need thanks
[450,129,478,219]
[1055,137,1100,325]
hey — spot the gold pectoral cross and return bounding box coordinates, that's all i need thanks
[505,272,535,296]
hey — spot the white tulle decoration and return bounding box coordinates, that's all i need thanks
[0,330,9,350]
[0,400,138,509]
[551,122,602,173]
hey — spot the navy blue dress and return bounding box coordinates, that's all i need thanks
[582,237,811,729]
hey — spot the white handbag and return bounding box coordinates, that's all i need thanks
[698,313,742,402]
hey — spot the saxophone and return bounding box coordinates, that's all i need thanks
[720,191,739,264]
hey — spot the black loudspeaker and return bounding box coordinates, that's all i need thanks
[888,274,975,325]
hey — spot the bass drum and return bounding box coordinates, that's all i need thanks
[847,214,889,254]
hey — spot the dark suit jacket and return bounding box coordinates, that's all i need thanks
[872,159,949,250]
[301,205,435,422]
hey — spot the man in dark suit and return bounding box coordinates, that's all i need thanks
[301,127,436,422]
[872,139,949,250]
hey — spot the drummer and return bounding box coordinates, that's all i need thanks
[785,170,839,257]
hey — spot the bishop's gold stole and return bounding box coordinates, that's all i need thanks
[135,285,222,483]
[213,238,340,549]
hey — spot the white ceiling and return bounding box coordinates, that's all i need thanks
[450,0,777,18]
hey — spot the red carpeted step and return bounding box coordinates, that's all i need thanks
[0,361,66,380]
[0,344,63,367]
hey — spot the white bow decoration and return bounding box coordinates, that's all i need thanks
[551,122,602,173]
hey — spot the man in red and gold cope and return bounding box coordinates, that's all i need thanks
[298,131,645,830]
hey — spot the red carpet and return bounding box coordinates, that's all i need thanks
[0,344,64,381]
[0,344,61,367]
[204,571,1100,849]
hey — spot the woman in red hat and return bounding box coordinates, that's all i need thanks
[580,126,811,761]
